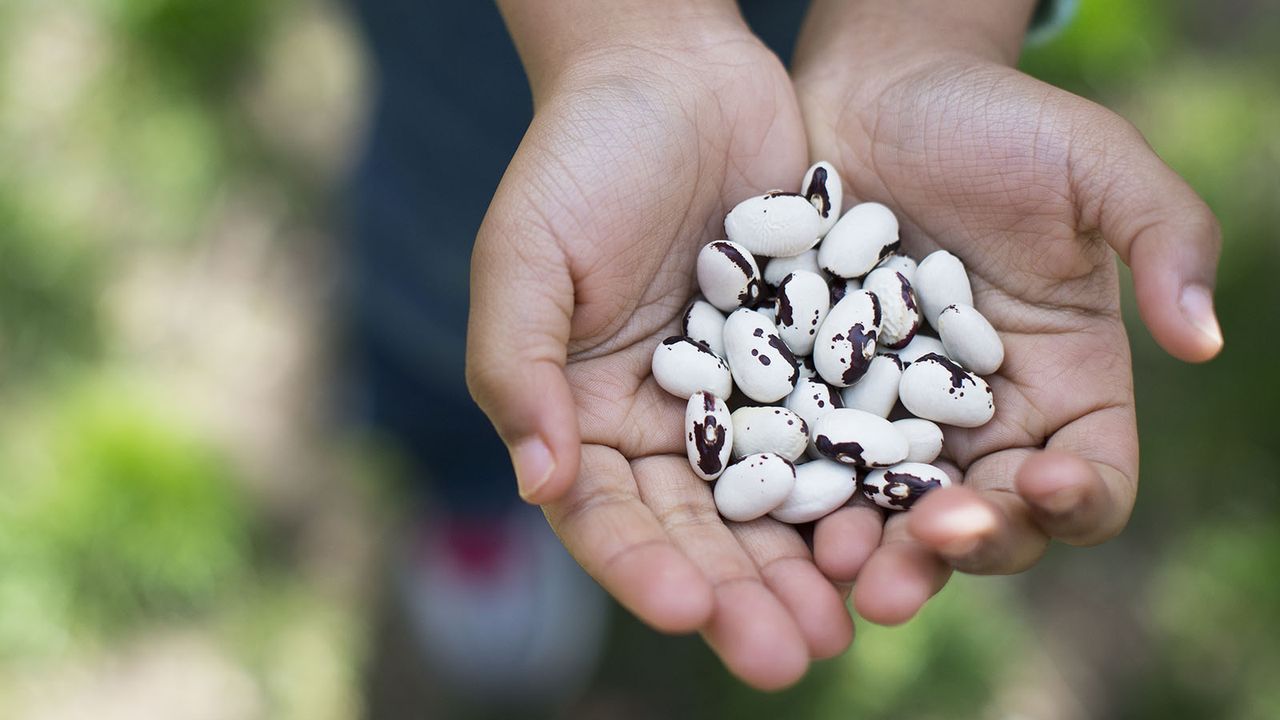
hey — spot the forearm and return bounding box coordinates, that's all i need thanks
[794,0,1039,79]
[495,0,741,100]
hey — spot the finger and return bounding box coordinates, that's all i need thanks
[906,449,1050,575]
[633,456,810,690]
[1073,107,1224,362]
[811,499,884,582]
[1017,402,1140,546]
[731,517,855,660]
[852,513,952,626]
[467,173,580,504]
[543,445,713,633]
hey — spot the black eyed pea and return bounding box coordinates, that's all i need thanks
[774,270,831,356]
[862,267,922,349]
[898,353,995,428]
[811,407,910,468]
[938,303,1005,375]
[814,289,881,387]
[697,240,763,313]
[685,391,733,481]
[915,250,974,330]
[839,354,903,418]
[769,458,859,524]
[681,298,727,358]
[724,191,824,258]
[800,161,843,236]
[651,336,734,400]
[892,418,945,464]
[817,201,901,279]
[713,453,797,522]
[723,309,801,403]
[730,406,809,462]
[862,462,952,511]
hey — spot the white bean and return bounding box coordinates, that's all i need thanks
[724,191,823,258]
[769,458,858,524]
[651,336,733,399]
[723,309,801,403]
[862,462,952,510]
[697,240,763,312]
[898,353,995,428]
[774,270,831,356]
[714,453,797,522]
[938,303,1004,374]
[818,202,900,279]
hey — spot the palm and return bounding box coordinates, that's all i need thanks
[472,36,853,686]
[841,59,1136,486]
[797,59,1140,614]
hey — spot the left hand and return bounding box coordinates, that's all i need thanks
[790,0,1224,624]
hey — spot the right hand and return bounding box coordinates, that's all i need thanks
[466,18,855,689]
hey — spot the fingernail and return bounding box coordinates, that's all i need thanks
[1179,284,1224,352]
[512,437,555,502]
[934,504,997,556]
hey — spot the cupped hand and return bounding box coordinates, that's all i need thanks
[794,50,1223,624]
[466,27,852,688]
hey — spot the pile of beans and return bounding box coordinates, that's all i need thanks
[650,162,1004,523]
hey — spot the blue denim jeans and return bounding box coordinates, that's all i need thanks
[342,0,816,512]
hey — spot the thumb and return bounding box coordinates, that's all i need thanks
[1073,109,1224,363]
[466,182,581,505]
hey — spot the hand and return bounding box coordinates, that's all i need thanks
[467,7,851,688]
[792,2,1223,624]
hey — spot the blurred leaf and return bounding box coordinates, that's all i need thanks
[0,189,101,381]
[104,0,277,96]
[0,375,252,655]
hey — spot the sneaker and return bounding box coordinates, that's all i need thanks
[397,504,608,708]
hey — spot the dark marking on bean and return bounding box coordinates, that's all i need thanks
[775,274,796,327]
[919,353,977,389]
[692,418,727,476]
[870,471,944,510]
[803,166,831,218]
[815,435,868,466]
[714,241,756,279]
[665,336,729,369]
[897,272,918,313]
[840,323,877,385]
[765,333,801,384]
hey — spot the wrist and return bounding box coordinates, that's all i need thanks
[792,0,1036,97]
[496,0,744,102]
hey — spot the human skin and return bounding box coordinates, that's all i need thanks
[792,0,1221,625]
[467,0,1223,690]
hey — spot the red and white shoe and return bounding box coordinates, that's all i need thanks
[397,506,608,707]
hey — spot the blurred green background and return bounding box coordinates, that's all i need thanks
[0,0,1275,718]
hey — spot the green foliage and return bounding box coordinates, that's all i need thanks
[1021,0,1173,95]
[0,192,101,381]
[0,377,251,657]
[104,0,276,96]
